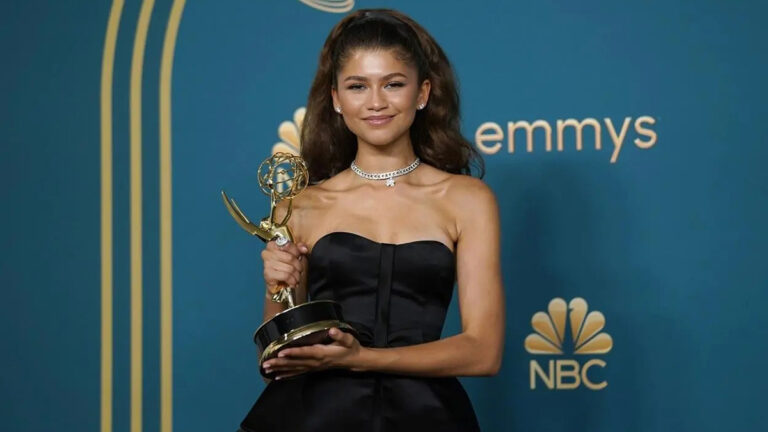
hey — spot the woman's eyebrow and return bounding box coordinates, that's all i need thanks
[343,72,408,82]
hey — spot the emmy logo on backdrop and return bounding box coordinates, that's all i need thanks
[221,152,356,378]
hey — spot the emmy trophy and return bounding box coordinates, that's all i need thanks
[221,152,356,378]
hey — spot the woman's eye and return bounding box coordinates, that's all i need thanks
[346,82,404,91]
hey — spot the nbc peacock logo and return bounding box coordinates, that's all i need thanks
[525,297,613,390]
[269,107,304,193]
[271,107,304,158]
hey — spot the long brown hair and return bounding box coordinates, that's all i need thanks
[301,9,484,183]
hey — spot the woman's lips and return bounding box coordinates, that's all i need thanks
[364,115,394,126]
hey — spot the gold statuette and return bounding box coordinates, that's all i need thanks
[221,152,308,307]
[221,152,356,377]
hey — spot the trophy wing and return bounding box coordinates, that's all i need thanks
[221,190,268,239]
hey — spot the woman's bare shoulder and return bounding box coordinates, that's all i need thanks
[446,173,493,196]
[287,169,353,214]
[415,164,492,201]
[441,172,497,218]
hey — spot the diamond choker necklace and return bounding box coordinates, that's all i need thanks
[350,158,421,187]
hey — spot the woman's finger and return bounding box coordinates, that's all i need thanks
[262,249,303,273]
[264,266,300,287]
[269,260,300,276]
[328,328,355,347]
[263,262,298,280]
[296,243,309,255]
[274,368,309,380]
[264,270,299,289]
[265,358,319,371]
[272,268,300,287]
[266,239,302,258]
[279,345,326,360]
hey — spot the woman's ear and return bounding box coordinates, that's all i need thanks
[418,79,431,108]
[331,87,341,113]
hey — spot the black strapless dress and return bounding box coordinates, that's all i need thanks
[240,232,480,432]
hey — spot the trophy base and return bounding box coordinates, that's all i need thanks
[253,300,357,378]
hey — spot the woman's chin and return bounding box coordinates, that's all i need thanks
[355,130,409,147]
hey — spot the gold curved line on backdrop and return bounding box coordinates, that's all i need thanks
[130,1,155,431]
[160,1,186,431]
[101,2,124,431]
[298,0,355,13]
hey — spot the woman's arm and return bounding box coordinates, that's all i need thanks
[266,178,505,378]
[358,178,504,376]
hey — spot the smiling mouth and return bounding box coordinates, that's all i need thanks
[364,115,394,126]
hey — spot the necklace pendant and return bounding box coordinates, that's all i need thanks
[385,177,395,187]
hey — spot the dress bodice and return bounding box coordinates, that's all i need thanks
[307,231,456,348]
[240,231,480,432]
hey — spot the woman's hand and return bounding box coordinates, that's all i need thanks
[263,328,365,380]
[261,240,308,294]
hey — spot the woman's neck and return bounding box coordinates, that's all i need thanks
[353,135,418,173]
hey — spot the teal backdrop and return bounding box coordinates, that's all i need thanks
[2,1,767,431]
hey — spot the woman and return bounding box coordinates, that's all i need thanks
[240,9,504,432]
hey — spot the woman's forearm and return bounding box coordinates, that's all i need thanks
[354,332,502,377]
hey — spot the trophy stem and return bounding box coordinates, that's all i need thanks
[272,287,296,308]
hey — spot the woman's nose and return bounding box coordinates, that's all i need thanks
[367,87,387,111]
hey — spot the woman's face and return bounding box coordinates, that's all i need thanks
[332,48,430,148]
